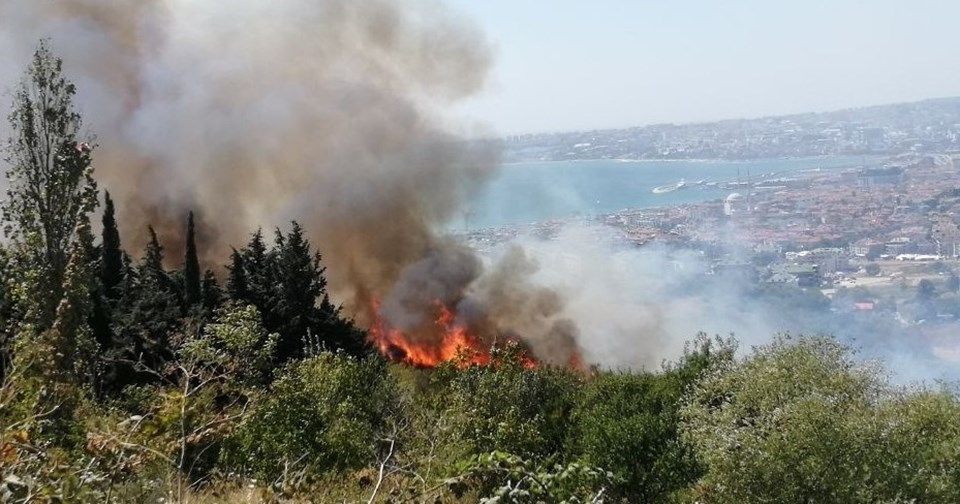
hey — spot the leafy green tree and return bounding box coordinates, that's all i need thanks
[680,335,960,503]
[90,305,279,498]
[0,41,100,418]
[1,40,98,333]
[0,247,16,377]
[183,211,201,307]
[863,262,880,276]
[568,336,734,502]
[239,228,272,309]
[222,351,397,481]
[436,343,582,461]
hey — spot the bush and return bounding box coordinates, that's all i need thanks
[221,352,398,482]
[567,335,733,502]
[680,335,960,504]
[436,343,582,461]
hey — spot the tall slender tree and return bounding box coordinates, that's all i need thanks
[100,191,123,299]
[1,40,99,332]
[226,249,249,301]
[201,270,222,313]
[184,211,201,306]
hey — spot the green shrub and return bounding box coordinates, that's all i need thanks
[567,335,733,502]
[437,343,582,460]
[221,352,398,481]
[680,335,960,504]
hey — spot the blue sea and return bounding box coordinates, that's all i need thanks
[463,156,873,229]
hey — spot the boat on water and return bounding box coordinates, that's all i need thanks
[652,179,686,194]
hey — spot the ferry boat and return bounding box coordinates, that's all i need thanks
[652,179,686,194]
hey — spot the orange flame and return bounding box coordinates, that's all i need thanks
[368,299,536,368]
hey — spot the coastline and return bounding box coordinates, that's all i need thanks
[501,154,879,168]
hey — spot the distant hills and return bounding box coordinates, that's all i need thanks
[504,97,960,162]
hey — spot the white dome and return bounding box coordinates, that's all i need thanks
[726,193,744,201]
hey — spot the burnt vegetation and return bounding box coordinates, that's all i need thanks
[1,45,960,504]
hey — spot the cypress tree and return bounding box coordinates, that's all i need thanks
[184,211,201,306]
[142,227,165,284]
[100,191,124,299]
[243,229,273,308]
[201,270,222,313]
[226,249,249,302]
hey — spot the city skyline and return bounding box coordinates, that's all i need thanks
[446,0,960,135]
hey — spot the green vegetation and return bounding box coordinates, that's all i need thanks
[2,42,959,503]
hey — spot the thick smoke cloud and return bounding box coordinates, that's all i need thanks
[0,0,505,336]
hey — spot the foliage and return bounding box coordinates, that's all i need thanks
[680,334,960,504]
[184,304,278,387]
[449,451,616,504]
[227,224,366,361]
[568,335,735,502]
[80,306,277,499]
[221,351,398,482]
[0,40,100,444]
[107,228,181,390]
[435,343,582,461]
[2,40,98,332]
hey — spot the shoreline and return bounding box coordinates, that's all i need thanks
[501,154,879,168]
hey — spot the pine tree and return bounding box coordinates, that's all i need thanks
[184,211,201,306]
[242,229,274,308]
[108,227,181,389]
[273,222,320,360]
[100,191,124,299]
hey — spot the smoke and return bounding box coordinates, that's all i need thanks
[4,2,954,380]
[0,0,503,326]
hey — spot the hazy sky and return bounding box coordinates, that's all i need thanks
[446,0,960,135]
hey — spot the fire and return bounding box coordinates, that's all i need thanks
[369,299,536,368]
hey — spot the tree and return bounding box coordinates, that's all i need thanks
[221,351,397,482]
[436,343,581,461]
[183,212,201,307]
[863,262,880,276]
[100,191,123,299]
[200,270,222,314]
[568,335,734,502]
[108,228,181,390]
[272,222,324,360]
[226,223,365,361]
[680,335,960,503]
[1,40,98,333]
[225,249,248,301]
